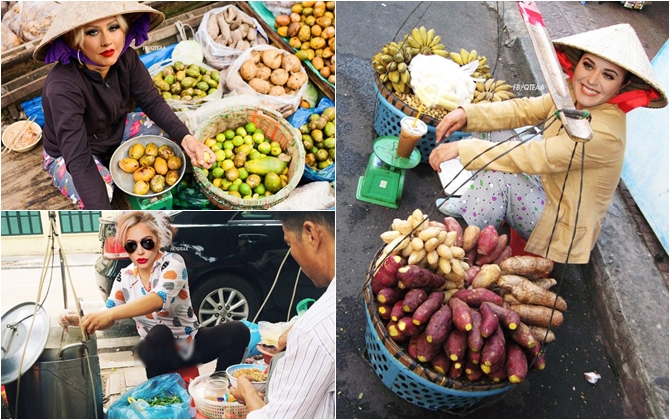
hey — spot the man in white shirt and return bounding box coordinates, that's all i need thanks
[231,211,335,419]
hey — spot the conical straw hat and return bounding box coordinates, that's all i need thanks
[553,23,666,109]
[33,1,164,62]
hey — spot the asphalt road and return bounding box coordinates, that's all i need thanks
[335,2,629,418]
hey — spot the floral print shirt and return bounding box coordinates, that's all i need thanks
[105,252,199,359]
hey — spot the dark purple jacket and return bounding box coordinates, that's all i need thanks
[42,48,190,209]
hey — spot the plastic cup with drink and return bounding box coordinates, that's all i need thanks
[396,117,427,159]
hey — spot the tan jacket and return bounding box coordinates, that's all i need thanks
[459,93,626,264]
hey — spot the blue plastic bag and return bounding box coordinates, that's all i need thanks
[106,373,195,419]
[241,319,262,356]
[20,97,45,128]
[139,43,177,68]
[289,97,335,182]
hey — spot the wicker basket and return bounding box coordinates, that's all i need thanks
[372,75,469,163]
[364,247,514,412]
[193,105,305,209]
[188,374,248,419]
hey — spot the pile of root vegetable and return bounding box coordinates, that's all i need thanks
[370,209,567,384]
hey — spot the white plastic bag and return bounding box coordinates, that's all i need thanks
[147,59,224,112]
[258,317,297,347]
[271,181,335,210]
[408,54,478,108]
[174,94,263,133]
[226,45,309,118]
[262,1,298,17]
[194,5,268,71]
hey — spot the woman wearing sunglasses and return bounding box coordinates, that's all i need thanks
[75,211,250,379]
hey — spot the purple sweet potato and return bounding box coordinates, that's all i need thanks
[416,333,442,363]
[397,316,421,337]
[481,325,506,369]
[482,301,520,330]
[505,342,529,383]
[412,292,444,326]
[492,246,513,266]
[477,225,499,256]
[431,351,452,375]
[376,287,405,306]
[377,302,393,320]
[425,304,453,344]
[448,297,473,331]
[464,265,481,289]
[479,300,500,338]
[444,217,464,247]
[402,288,428,313]
[467,347,481,365]
[475,234,508,265]
[453,288,504,307]
[390,300,405,322]
[465,360,484,381]
[444,328,468,364]
[467,309,484,352]
[397,265,446,289]
[448,361,464,379]
[387,320,405,341]
[408,334,420,359]
[509,322,538,349]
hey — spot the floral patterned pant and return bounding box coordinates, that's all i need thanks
[455,129,547,240]
[43,112,169,209]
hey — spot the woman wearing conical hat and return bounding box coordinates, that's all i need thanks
[429,24,667,264]
[33,2,216,209]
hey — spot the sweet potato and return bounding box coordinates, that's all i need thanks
[526,342,546,370]
[453,288,503,308]
[376,287,405,305]
[509,322,537,349]
[497,275,567,310]
[464,265,480,289]
[465,360,484,381]
[481,302,520,330]
[467,347,481,365]
[397,316,421,337]
[412,292,444,326]
[397,265,445,289]
[425,304,452,344]
[502,292,522,305]
[464,246,477,266]
[378,254,406,280]
[443,217,463,247]
[442,289,459,304]
[505,342,529,383]
[532,277,557,290]
[390,300,405,322]
[477,225,499,255]
[387,320,404,341]
[529,326,556,344]
[487,362,508,382]
[499,255,554,279]
[471,264,501,289]
[402,288,428,313]
[509,304,564,328]
[431,352,451,375]
[467,309,484,352]
[492,246,513,266]
[371,273,386,295]
[377,303,393,320]
[448,362,463,379]
[416,333,442,363]
[448,297,473,331]
[478,300,500,337]
[481,325,506,369]
[475,234,508,265]
[407,334,421,359]
[444,328,468,363]
[462,225,481,252]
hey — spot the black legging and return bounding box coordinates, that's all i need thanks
[135,321,251,379]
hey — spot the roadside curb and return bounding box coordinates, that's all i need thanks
[500,5,669,418]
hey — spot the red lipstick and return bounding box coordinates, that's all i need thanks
[136,258,148,264]
[101,49,115,57]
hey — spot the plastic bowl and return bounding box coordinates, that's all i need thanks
[256,344,279,364]
[226,364,267,393]
[109,135,186,198]
[2,120,42,152]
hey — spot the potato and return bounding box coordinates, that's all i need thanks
[397,265,445,289]
[479,300,500,337]
[416,333,442,363]
[270,68,289,86]
[475,234,508,265]
[462,225,480,252]
[268,85,286,96]
[376,287,404,306]
[261,49,283,69]
[240,59,257,81]
[509,304,564,328]
[286,71,308,90]
[431,352,451,375]
[282,54,302,73]
[256,64,271,80]
[444,328,467,363]
[248,78,271,94]
[505,342,529,383]
[471,264,501,289]
[509,322,538,349]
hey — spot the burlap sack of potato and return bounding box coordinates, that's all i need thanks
[226,45,309,118]
[194,5,268,71]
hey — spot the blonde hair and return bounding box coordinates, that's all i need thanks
[116,211,177,249]
[63,14,129,52]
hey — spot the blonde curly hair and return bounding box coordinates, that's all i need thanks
[116,211,177,249]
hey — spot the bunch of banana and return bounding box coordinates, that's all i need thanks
[472,78,516,103]
[471,55,493,80]
[371,40,414,94]
[450,48,479,66]
[404,26,449,57]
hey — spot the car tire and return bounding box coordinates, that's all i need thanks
[191,274,261,327]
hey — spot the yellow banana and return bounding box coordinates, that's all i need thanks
[433,50,449,58]
[478,56,487,67]
[426,28,435,47]
[380,54,393,65]
[460,49,469,65]
[388,61,398,72]
[484,78,495,91]
[429,35,442,48]
[389,70,400,83]
[472,91,488,103]
[400,70,410,84]
[494,80,507,90]
[468,50,477,63]
[450,52,463,65]
[379,73,389,82]
[494,83,513,92]
[475,81,486,92]
[419,26,428,45]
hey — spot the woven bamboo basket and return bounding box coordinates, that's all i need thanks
[363,246,514,411]
[193,105,305,210]
[373,73,442,127]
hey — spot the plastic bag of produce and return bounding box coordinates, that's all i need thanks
[147,58,224,112]
[1,22,21,52]
[195,5,268,71]
[408,54,477,109]
[107,373,195,419]
[1,1,62,42]
[271,181,335,210]
[174,94,263,133]
[262,1,299,17]
[226,45,309,118]
[289,97,335,182]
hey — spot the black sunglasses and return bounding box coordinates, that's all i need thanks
[124,238,156,254]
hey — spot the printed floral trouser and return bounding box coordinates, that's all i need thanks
[43,112,168,209]
[454,129,547,240]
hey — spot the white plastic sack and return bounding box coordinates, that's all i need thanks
[174,94,263,133]
[147,59,224,112]
[271,181,335,210]
[226,45,309,118]
[194,5,268,71]
[262,1,298,17]
[258,317,297,347]
[408,54,478,108]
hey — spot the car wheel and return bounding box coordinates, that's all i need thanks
[191,275,261,327]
